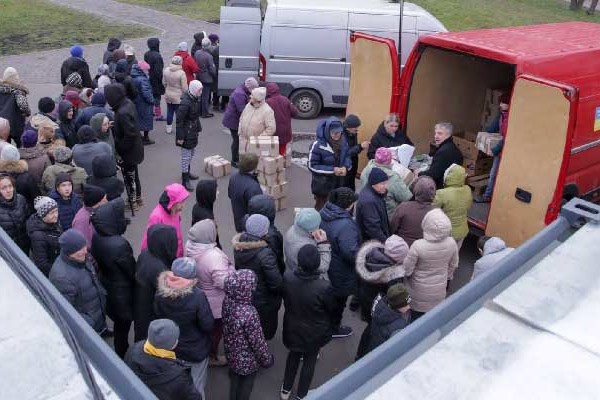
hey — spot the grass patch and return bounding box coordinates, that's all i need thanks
[116,0,224,22]
[410,0,600,31]
[0,0,154,56]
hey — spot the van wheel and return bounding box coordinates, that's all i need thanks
[290,89,322,120]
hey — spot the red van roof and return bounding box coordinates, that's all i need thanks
[420,22,600,64]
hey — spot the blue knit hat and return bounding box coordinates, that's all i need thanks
[70,45,83,58]
[368,167,389,186]
[295,208,321,233]
[59,229,87,256]
[246,214,270,238]
[91,92,106,106]
[172,257,197,279]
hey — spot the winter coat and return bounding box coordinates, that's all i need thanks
[190,33,205,62]
[283,267,337,353]
[403,209,459,313]
[0,80,30,140]
[74,105,114,131]
[433,164,472,241]
[361,160,412,216]
[71,207,95,250]
[42,162,87,196]
[185,236,234,319]
[72,141,113,176]
[356,185,390,243]
[134,224,178,341]
[49,253,107,332]
[26,214,62,276]
[356,241,405,321]
[114,72,138,101]
[91,199,136,321]
[390,176,436,247]
[222,270,273,376]
[193,49,216,83]
[283,225,331,277]
[174,51,200,84]
[140,185,190,257]
[90,113,117,159]
[103,38,122,66]
[320,202,361,297]
[222,84,250,130]
[0,193,31,253]
[162,63,188,105]
[308,117,352,196]
[125,340,202,400]
[422,136,464,190]
[232,233,282,339]
[49,190,82,231]
[19,146,52,190]
[56,101,78,147]
[227,171,262,233]
[86,154,124,201]
[175,91,202,149]
[0,159,41,206]
[247,194,285,274]
[105,84,144,167]
[367,123,413,160]
[238,101,276,138]
[368,295,410,353]
[154,271,215,362]
[345,127,363,173]
[131,64,155,132]
[191,179,221,248]
[265,83,297,146]
[60,57,94,88]
[472,237,514,281]
[144,38,166,96]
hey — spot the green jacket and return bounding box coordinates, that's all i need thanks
[433,164,472,241]
[361,161,412,217]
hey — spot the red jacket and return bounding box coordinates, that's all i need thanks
[174,51,200,84]
[266,82,297,145]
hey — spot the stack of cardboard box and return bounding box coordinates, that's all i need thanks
[453,131,493,177]
[257,155,288,211]
[476,131,503,156]
[203,155,232,178]
[480,88,504,130]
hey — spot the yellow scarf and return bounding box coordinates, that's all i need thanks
[143,340,176,360]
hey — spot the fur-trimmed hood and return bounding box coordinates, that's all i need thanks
[156,270,198,299]
[0,80,29,95]
[0,159,28,174]
[356,241,405,284]
[232,233,268,252]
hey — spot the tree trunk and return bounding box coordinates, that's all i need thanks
[570,0,586,10]
[588,0,599,14]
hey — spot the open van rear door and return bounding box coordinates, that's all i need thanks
[485,76,576,247]
[218,6,262,96]
[346,33,400,172]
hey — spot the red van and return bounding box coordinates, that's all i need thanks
[347,22,600,247]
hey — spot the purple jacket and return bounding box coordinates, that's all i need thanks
[266,82,297,145]
[222,84,250,130]
[222,269,273,375]
[71,207,95,250]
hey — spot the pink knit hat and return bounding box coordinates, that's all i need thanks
[375,147,393,165]
[138,61,150,72]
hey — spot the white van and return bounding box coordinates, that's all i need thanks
[218,0,446,119]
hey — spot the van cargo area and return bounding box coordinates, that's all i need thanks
[404,47,516,229]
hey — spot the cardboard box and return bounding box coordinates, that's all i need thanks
[261,182,288,199]
[258,169,286,186]
[453,135,480,161]
[464,157,494,177]
[204,155,231,178]
[480,88,506,130]
[247,136,279,157]
[275,196,288,211]
[257,155,285,175]
[476,132,503,156]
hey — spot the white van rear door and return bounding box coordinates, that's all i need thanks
[218,6,262,95]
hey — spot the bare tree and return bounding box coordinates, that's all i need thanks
[570,0,586,10]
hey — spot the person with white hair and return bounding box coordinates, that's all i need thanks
[420,122,464,189]
[193,38,218,118]
[176,80,204,191]
[0,67,30,147]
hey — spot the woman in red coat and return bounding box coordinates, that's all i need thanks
[174,42,200,84]
[266,82,298,156]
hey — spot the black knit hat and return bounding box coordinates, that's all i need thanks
[38,97,56,114]
[55,172,73,189]
[368,167,389,186]
[83,184,106,207]
[343,114,361,129]
[387,283,410,309]
[329,187,358,209]
[238,153,259,173]
[298,244,320,273]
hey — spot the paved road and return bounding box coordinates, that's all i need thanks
[0,2,479,397]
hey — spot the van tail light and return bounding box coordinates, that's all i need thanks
[259,52,266,82]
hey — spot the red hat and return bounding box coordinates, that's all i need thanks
[65,91,81,108]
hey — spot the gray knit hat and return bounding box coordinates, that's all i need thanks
[246,214,270,238]
[53,146,73,163]
[295,208,321,233]
[171,257,197,279]
[148,319,180,350]
[34,196,58,219]
[0,144,20,161]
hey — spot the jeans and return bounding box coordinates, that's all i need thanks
[282,351,319,399]
[483,155,500,199]
[189,357,209,398]
[229,370,256,400]
[230,129,239,163]
[113,318,132,359]
[166,103,179,126]
[200,81,212,115]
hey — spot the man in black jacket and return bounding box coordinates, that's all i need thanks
[60,45,94,89]
[228,153,262,233]
[144,38,166,121]
[125,319,203,400]
[343,114,370,191]
[421,122,464,189]
[356,167,390,243]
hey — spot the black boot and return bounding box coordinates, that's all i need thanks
[182,173,193,191]
[188,166,199,180]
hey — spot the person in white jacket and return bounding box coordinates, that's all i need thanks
[238,87,276,141]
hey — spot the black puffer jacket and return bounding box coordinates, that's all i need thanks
[154,271,215,362]
[247,194,285,274]
[91,198,136,321]
[368,295,410,353]
[26,214,62,276]
[232,232,283,339]
[60,57,94,88]
[191,179,221,249]
[282,268,337,353]
[49,253,107,332]
[125,341,202,400]
[56,100,78,147]
[228,172,262,233]
[86,154,125,200]
[367,122,413,160]
[144,38,165,96]
[0,193,31,253]
[134,224,178,341]
[105,83,144,167]
[175,91,202,150]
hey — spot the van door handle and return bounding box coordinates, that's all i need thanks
[225,58,233,69]
[515,188,532,204]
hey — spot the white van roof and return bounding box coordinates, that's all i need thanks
[268,0,430,15]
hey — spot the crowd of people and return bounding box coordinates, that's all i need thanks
[0,31,517,400]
